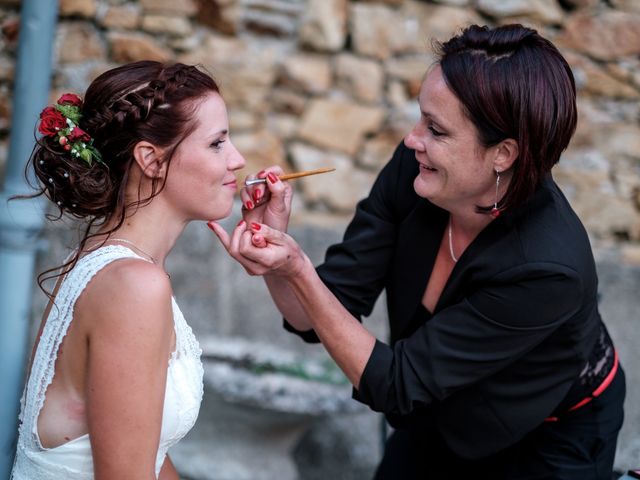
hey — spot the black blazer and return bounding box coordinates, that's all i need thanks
[285,142,604,459]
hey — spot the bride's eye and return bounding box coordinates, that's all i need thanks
[210,139,226,150]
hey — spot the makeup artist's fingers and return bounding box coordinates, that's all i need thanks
[261,172,293,231]
[250,169,268,206]
[240,187,253,212]
[228,219,249,257]
[240,172,261,211]
[247,222,287,246]
[207,221,230,250]
[235,222,306,276]
[251,233,268,248]
[209,220,271,274]
[240,169,273,215]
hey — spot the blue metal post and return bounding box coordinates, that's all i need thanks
[0,0,58,476]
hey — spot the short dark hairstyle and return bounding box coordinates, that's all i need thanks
[435,24,577,211]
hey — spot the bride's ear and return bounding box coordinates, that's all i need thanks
[132,141,167,179]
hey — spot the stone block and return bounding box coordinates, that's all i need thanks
[610,0,640,13]
[266,113,298,140]
[565,51,640,99]
[170,336,364,480]
[228,108,259,132]
[386,80,410,108]
[621,244,640,265]
[384,54,433,97]
[216,65,278,111]
[0,54,14,82]
[297,99,385,156]
[385,55,431,83]
[139,0,198,15]
[60,0,98,18]
[289,142,377,212]
[195,0,240,35]
[353,0,404,5]
[431,0,470,5]
[279,53,332,94]
[560,0,599,8]
[0,15,19,53]
[358,133,402,170]
[57,22,105,64]
[556,149,640,240]
[233,129,287,176]
[179,34,278,111]
[404,2,484,47]
[0,88,11,130]
[335,53,385,104]
[141,14,192,36]
[108,32,172,63]
[268,88,308,115]
[243,9,298,37]
[100,4,141,30]
[557,11,640,61]
[476,0,564,24]
[293,412,381,480]
[299,0,347,52]
[349,3,408,59]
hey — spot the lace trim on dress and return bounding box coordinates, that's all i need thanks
[12,244,204,480]
[17,246,150,451]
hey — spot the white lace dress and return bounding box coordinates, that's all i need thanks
[11,245,204,479]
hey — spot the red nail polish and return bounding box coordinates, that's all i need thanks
[257,170,266,178]
[245,200,253,210]
[207,222,215,231]
[251,222,261,230]
[237,219,245,227]
[253,189,262,201]
[267,172,278,183]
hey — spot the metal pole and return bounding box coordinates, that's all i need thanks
[0,0,58,476]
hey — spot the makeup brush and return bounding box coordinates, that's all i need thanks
[245,168,336,186]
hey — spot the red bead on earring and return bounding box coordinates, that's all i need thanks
[490,207,501,218]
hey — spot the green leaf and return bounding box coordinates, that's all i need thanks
[55,104,81,124]
[79,148,93,166]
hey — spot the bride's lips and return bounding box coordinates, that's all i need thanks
[223,179,237,189]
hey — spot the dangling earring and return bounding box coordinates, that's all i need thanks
[490,170,501,218]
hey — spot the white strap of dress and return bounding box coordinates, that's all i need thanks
[17,245,148,450]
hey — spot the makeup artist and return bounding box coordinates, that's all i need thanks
[209,24,625,479]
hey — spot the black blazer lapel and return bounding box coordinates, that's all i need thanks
[388,200,447,341]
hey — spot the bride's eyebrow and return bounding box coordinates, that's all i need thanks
[207,129,228,141]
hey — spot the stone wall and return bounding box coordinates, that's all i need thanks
[1,0,640,248]
[2,0,640,477]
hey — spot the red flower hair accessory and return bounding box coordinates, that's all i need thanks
[38,93,103,166]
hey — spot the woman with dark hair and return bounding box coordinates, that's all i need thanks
[211,24,625,479]
[12,61,245,479]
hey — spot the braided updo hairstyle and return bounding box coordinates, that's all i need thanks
[27,61,219,291]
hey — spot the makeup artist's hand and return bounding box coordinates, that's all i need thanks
[241,166,293,233]
[208,220,308,277]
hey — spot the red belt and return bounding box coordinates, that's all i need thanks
[545,349,619,422]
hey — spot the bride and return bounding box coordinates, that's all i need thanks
[11,60,245,479]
